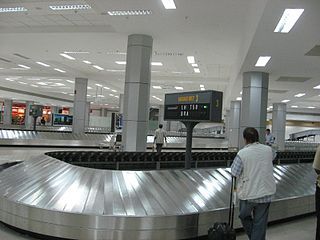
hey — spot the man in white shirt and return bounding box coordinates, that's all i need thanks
[154,124,167,153]
[231,127,276,240]
[265,129,274,146]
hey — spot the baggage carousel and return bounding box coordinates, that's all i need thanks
[0,152,316,240]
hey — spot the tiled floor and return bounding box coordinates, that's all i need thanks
[0,216,316,239]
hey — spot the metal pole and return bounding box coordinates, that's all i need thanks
[182,121,198,169]
[33,116,37,131]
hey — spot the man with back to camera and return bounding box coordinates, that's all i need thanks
[154,124,167,153]
[265,129,275,146]
[312,145,320,240]
[231,127,276,240]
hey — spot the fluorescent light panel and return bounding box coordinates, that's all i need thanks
[66,80,74,83]
[108,10,152,16]
[294,93,305,98]
[192,63,198,67]
[111,89,117,92]
[187,56,195,64]
[54,68,66,73]
[291,105,298,108]
[236,97,242,101]
[18,64,30,69]
[36,61,50,67]
[49,5,91,11]
[93,65,104,70]
[314,84,320,89]
[194,68,200,73]
[281,99,290,103]
[274,9,304,33]
[200,87,205,91]
[60,53,75,60]
[161,0,176,9]
[0,7,27,13]
[255,56,271,67]
[115,61,126,65]
[151,62,163,66]
[95,84,103,87]
[175,86,183,90]
[308,106,316,109]
[83,60,92,64]
[153,86,162,89]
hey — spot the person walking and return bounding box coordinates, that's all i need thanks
[154,124,167,153]
[231,127,276,240]
[313,145,320,240]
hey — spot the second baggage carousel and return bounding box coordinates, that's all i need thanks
[0,153,316,240]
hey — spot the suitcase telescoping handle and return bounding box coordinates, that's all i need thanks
[228,176,236,228]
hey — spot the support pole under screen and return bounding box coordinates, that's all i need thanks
[182,121,199,169]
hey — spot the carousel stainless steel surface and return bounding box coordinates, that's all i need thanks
[0,152,316,240]
[0,129,228,149]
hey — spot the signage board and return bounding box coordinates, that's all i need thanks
[164,90,223,122]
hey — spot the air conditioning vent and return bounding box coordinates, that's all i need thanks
[276,76,311,83]
[13,53,30,59]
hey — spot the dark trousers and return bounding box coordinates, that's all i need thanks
[316,185,320,240]
[239,200,270,240]
[156,144,163,153]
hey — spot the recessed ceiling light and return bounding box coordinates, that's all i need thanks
[236,97,242,101]
[98,95,105,97]
[62,92,68,94]
[0,7,28,13]
[66,80,74,83]
[36,61,50,67]
[103,87,110,90]
[82,60,92,64]
[255,56,271,67]
[59,53,75,60]
[172,71,183,74]
[93,65,104,70]
[274,9,304,33]
[18,64,30,69]
[192,64,198,67]
[111,89,117,92]
[37,82,47,86]
[187,56,195,64]
[87,86,93,89]
[200,87,205,91]
[281,99,290,103]
[114,96,119,98]
[106,69,125,72]
[30,84,39,88]
[194,68,200,73]
[115,61,126,65]
[161,0,176,9]
[109,94,114,97]
[175,86,183,90]
[153,86,162,89]
[269,106,273,109]
[240,91,242,95]
[95,83,103,87]
[291,105,298,108]
[64,51,89,54]
[18,81,27,85]
[107,10,152,16]
[152,96,162,101]
[54,68,66,73]
[69,93,74,96]
[308,106,316,109]
[49,4,91,11]
[294,93,306,98]
[313,84,320,89]
[200,84,204,88]
[151,62,163,66]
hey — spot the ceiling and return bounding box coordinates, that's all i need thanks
[0,0,319,113]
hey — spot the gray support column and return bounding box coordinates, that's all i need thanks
[119,94,124,114]
[25,101,34,129]
[85,102,90,127]
[3,99,12,126]
[240,72,269,147]
[272,103,286,151]
[122,34,153,152]
[73,77,88,134]
[224,110,230,140]
[228,101,241,150]
[158,105,167,130]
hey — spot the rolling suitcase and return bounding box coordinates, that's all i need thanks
[208,176,236,240]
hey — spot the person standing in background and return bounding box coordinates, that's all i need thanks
[154,124,167,153]
[313,145,320,240]
[265,129,275,146]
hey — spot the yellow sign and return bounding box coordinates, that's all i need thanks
[178,95,199,103]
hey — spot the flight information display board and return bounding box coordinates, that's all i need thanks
[164,90,223,122]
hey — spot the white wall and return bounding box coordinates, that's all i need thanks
[89,116,111,128]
